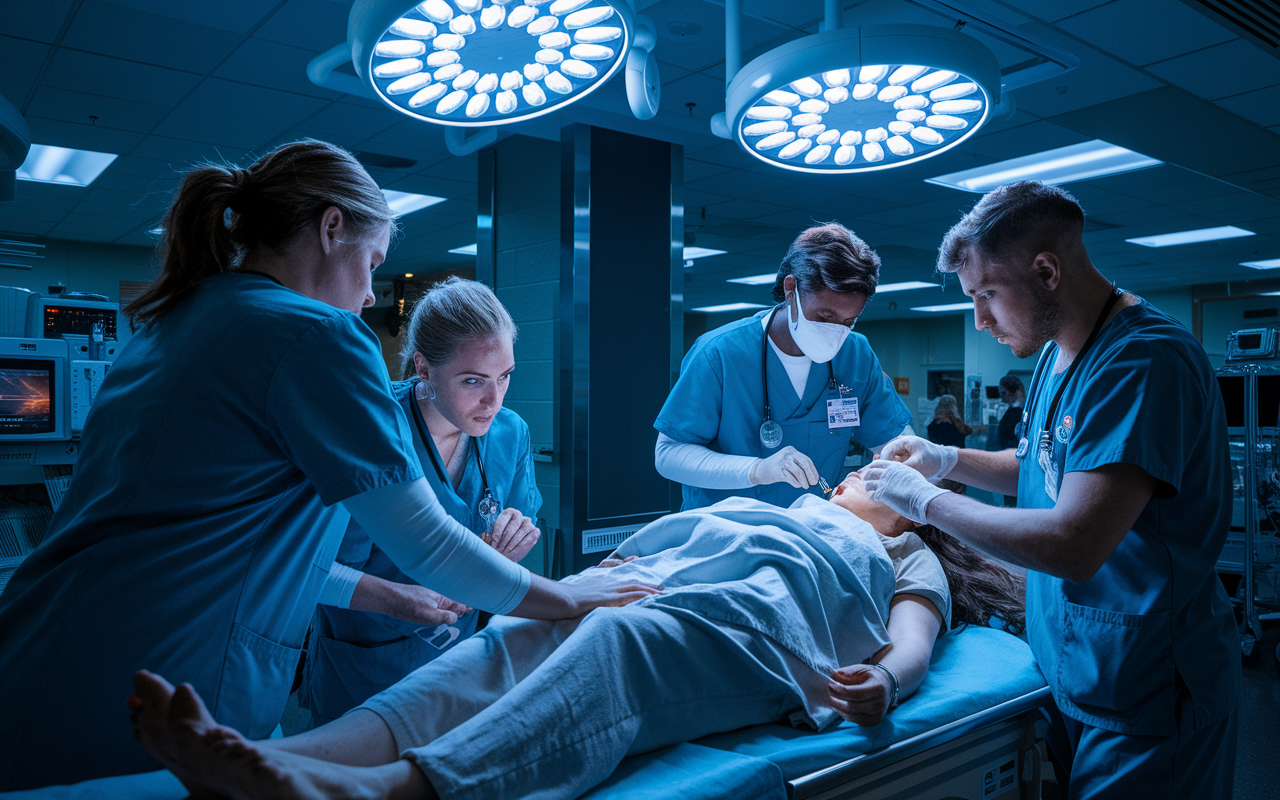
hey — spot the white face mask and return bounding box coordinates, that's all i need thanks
[787,286,851,363]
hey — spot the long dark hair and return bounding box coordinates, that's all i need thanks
[915,480,1026,635]
[125,139,394,330]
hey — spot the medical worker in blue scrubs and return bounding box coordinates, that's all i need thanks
[655,223,912,510]
[863,181,1239,799]
[300,277,542,725]
[0,140,657,791]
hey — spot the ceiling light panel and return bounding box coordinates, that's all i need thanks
[926,140,1163,193]
[1242,258,1280,269]
[351,0,632,126]
[692,302,769,313]
[725,25,1000,174]
[912,302,974,312]
[1126,226,1255,247]
[16,145,117,187]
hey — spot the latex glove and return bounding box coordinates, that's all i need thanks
[482,508,540,563]
[878,435,958,480]
[827,664,892,726]
[750,445,819,489]
[861,459,948,524]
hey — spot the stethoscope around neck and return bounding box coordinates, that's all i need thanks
[760,303,836,450]
[410,382,500,529]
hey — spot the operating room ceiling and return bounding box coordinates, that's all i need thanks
[2,0,1280,322]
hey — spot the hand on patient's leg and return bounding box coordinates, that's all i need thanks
[129,670,434,800]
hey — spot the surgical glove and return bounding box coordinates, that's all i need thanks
[750,445,819,489]
[879,435,958,480]
[862,460,948,524]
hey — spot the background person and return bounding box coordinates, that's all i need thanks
[926,394,970,448]
[654,223,912,510]
[0,140,656,791]
[300,277,542,726]
[862,180,1239,800]
[129,471,1025,800]
[995,374,1025,507]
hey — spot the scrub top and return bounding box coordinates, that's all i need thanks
[300,381,542,724]
[0,273,422,790]
[655,309,910,510]
[1017,297,1239,737]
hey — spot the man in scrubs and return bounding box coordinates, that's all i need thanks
[655,223,912,510]
[862,181,1239,799]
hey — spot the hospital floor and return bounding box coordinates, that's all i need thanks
[279,623,1280,799]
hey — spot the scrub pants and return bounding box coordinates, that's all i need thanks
[360,605,808,800]
[1042,686,1237,800]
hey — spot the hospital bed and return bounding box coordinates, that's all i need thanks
[3,625,1050,800]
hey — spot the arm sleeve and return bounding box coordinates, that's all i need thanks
[654,433,758,489]
[342,478,531,614]
[266,315,423,505]
[317,562,364,608]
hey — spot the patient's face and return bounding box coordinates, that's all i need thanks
[829,468,910,537]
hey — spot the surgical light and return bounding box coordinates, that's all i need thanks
[912,302,974,312]
[1126,226,1255,248]
[16,144,117,187]
[1241,258,1280,270]
[926,140,1162,193]
[383,189,446,217]
[692,302,769,313]
[349,0,633,126]
[724,25,999,174]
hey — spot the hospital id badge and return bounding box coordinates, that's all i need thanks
[827,396,860,429]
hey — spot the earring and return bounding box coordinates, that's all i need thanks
[415,380,436,401]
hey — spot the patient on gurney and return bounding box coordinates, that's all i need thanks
[129,471,1023,800]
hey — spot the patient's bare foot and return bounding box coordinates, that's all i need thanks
[129,670,431,800]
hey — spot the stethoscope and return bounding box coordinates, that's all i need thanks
[1015,286,1123,462]
[409,384,500,530]
[759,302,839,450]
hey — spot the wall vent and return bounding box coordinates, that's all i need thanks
[1184,0,1280,53]
[581,524,644,555]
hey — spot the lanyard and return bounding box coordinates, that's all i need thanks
[760,303,835,449]
[1019,286,1123,459]
[410,386,499,528]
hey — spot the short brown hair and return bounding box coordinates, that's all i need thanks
[771,222,880,302]
[937,181,1085,274]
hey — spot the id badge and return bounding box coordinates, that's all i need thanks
[827,396,860,429]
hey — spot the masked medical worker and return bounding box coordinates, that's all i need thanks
[655,223,912,510]
[300,277,542,725]
[0,140,657,791]
[862,181,1239,800]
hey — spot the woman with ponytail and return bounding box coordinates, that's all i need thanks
[0,140,658,791]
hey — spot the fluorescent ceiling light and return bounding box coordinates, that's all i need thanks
[1126,226,1255,248]
[912,302,973,312]
[16,144,117,187]
[1241,258,1280,270]
[878,280,940,293]
[692,302,769,313]
[383,189,446,217]
[684,246,726,259]
[449,243,478,255]
[727,273,775,286]
[926,139,1162,193]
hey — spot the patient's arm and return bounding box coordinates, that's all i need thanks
[826,593,943,726]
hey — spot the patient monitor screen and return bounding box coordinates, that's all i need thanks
[0,359,55,435]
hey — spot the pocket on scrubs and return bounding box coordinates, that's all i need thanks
[308,633,427,722]
[215,623,302,739]
[1058,602,1175,735]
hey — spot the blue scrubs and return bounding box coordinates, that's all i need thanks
[655,309,910,510]
[1017,298,1239,798]
[0,274,422,790]
[299,380,541,725]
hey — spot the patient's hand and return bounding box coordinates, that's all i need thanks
[594,553,640,569]
[827,664,892,726]
[482,507,541,562]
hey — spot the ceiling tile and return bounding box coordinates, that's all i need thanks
[131,135,251,165]
[0,219,55,237]
[62,1,242,74]
[5,1,78,44]
[1013,1,1116,24]
[1012,29,1164,117]
[42,50,202,106]
[106,0,278,35]
[0,36,53,92]
[23,117,144,154]
[215,38,344,100]
[1145,39,1280,101]
[254,0,350,53]
[293,103,401,144]
[25,86,172,134]
[1215,84,1280,129]
[1056,0,1235,67]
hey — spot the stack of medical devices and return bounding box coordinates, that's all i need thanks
[0,285,120,587]
[1216,327,1280,662]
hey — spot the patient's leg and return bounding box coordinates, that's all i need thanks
[130,670,431,800]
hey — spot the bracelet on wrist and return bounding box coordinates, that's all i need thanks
[872,662,900,709]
